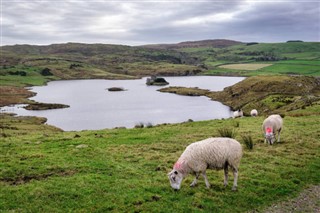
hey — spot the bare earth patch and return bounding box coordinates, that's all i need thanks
[219,63,273,70]
[263,185,320,213]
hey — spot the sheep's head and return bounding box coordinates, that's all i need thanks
[265,127,275,145]
[168,169,184,190]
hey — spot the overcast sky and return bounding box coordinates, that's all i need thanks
[1,0,319,46]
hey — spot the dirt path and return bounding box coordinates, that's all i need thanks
[263,185,320,213]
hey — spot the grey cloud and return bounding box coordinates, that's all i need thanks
[1,0,319,45]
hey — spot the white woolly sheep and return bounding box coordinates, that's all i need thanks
[168,137,242,191]
[250,109,258,117]
[233,109,243,118]
[262,114,283,145]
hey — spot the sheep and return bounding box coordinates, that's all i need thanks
[168,137,242,191]
[262,114,283,145]
[250,109,258,117]
[233,109,243,118]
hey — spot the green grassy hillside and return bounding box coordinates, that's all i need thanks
[1,108,319,212]
[183,42,320,76]
[159,75,320,116]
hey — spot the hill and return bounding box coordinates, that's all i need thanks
[0,40,319,107]
[159,75,320,116]
[142,39,243,49]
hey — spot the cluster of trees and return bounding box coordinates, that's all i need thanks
[4,67,54,77]
[8,71,27,76]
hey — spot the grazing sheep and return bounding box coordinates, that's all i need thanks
[262,114,283,145]
[250,109,258,117]
[168,137,242,191]
[233,109,243,118]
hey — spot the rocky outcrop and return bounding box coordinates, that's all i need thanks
[146,76,169,86]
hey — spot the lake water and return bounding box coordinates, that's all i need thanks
[2,76,244,131]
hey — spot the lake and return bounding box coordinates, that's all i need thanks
[2,76,244,131]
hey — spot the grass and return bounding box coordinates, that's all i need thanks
[1,41,320,212]
[1,112,319,212]
[218,63,273,71]
[205,60,320,76]
[241,135,254,150]
[259,63,320,76]
[160,75,320,114]
[217,127,237,138]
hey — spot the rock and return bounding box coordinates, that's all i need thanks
[107,87,126,92]
[146,76,169,86]
[76,144,88,149]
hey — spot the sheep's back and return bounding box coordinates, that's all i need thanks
[180,138,242,170]
[262,115,283,132]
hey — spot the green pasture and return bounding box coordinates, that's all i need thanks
[1,41,320,212]
[1,110,319,212]
[0,66,55,86]
[204,59,320,76]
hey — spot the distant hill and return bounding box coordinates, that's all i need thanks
[1,39,319,107]
[142,39,243,49]
[1,40,319,83]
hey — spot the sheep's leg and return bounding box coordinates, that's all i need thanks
[202,171,211,189]
[232,167,238,191]
[190,172,200,187]
[277,129,281,142]
[224,162,229,187]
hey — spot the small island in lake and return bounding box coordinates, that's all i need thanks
[146,76,169,86]
[107,87,126,92]
[24,103,70,110]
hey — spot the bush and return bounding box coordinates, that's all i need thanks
[145,122,153,128]
[8,71,27,76]
[242,135,254,150]
[41,68,53,76]
[246,42,259,46]
[217,128,236,138]
[134,122,144,128]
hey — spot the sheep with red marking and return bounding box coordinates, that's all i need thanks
[262,114,283,145]
[168,137,242,191]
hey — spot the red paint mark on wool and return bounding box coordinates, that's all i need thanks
[266,127,272,133]
[174,161,183,170]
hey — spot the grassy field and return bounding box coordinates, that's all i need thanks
[1,109,319,212]
[205,60,320,76]
[1,41,320,212]
[218,63,273,71]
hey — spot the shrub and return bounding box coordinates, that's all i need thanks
[246,42,259,46]
[41,68,53,76]
[134,122,144,128]
[145,122,153,128]
[217,128,236,138]
[8,71,27,76]
[242,135,254,150]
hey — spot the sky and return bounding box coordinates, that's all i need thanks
[1,0,319,46]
